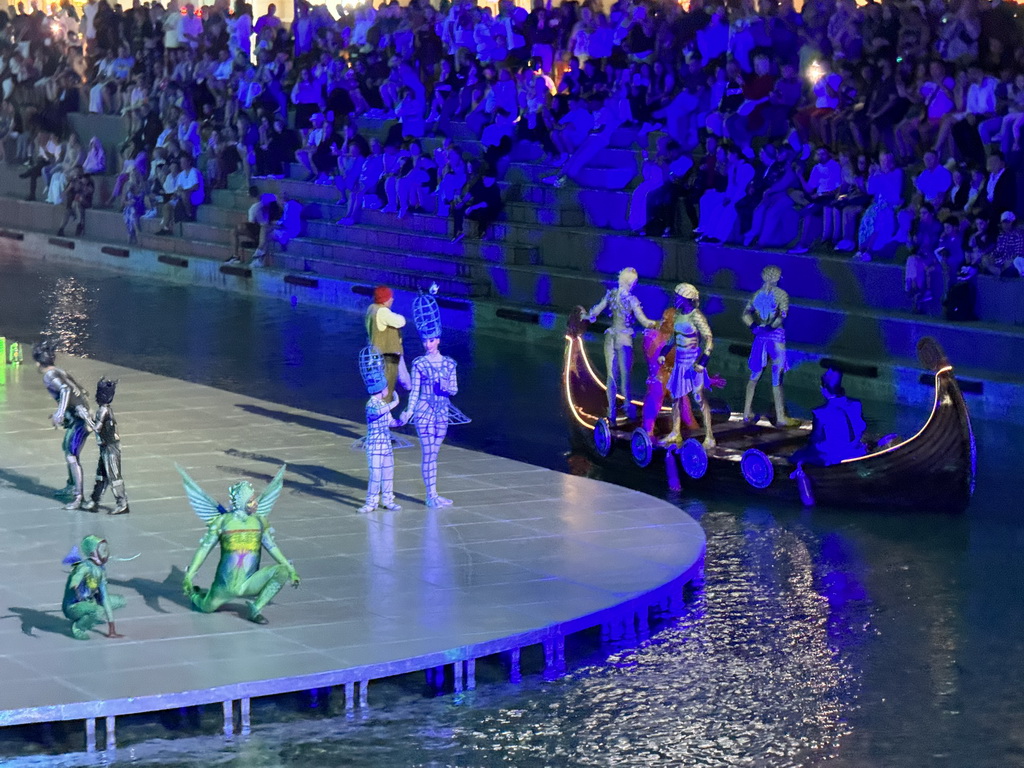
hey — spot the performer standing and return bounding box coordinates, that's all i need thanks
[658,283,716,448]
[32,340,91,509]
[399,289,470,508]
[178,465,300,624]
[585,267,658,421]
[742,265,799,426]
[62,535,125,640]
[81,378,130,515]
[365,285,410,395]
[357,346,403,514]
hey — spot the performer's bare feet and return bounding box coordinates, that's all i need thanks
[426,495,453,508]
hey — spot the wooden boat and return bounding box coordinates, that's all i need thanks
[563,308,976,513]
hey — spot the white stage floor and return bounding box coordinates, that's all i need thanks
[0,355,704,746]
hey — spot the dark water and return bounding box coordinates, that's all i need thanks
[0,257,1021,768]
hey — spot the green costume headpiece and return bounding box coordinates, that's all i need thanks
[229,481,256,510]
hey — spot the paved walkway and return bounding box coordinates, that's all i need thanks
[0,355,704,737]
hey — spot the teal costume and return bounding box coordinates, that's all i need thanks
[179,465,300,624]
[62,535,125,640]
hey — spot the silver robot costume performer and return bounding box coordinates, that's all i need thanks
[357,346,403,514]
[586,268,657,421]
[399,288,470,508]
[81,378,130,515]
[742,265,798,426]
[32,340,92,510]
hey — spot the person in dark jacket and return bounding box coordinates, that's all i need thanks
[790,369,867,466]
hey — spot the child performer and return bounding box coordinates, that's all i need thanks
[81,378,130,515]
[357,346,403,514]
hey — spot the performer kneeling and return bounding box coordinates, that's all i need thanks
[790,369,867,466]
[62,535,125,640]
[658,283,716,448]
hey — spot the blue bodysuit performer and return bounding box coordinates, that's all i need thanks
[790,369,867,466]
[33,340,92,510]
[358,346,403,514]
[658,283,716,448]
[399,288,470,508]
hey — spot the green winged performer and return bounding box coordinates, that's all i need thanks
[178,464,300,624]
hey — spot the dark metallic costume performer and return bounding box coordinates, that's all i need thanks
[179,465,300,624]
[399,288,470,508]
[658,283,716,448]
[62,535,125,640]
[33,340,91,509]
[81,378,129,515]
[358,346,403,514]
[742,265,798,426]
[585,267,657,421]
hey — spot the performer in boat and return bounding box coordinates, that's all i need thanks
[585,267,658,421]
[365,284,411,395]
[658,283,716,448]
[357,346,403,514]
[62,535,125,640]
[399,287,470,508]
[32,340,92,510]
[179,465,300,624]
[742,265,799,426]
[81,378,130,515]
[790,368,867,466]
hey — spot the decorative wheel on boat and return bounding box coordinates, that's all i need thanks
[592,418,613,457]
[630,428,654,468]
[680,438,709,479]
[740,448,775,489]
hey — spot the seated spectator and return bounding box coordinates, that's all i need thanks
[982,151,1014,226]
[855,152,904,261]
[944,249,980,321]
[697,144,754,243]
[914,151,953,207]
[551,95,594,161]
[82,137,106,175]
[56,166,94,238]
[229,189,281,266]
[982,210,1023,276]
[451,163,503,242]
[295,111,334,182]
[904,248,939,314]
[745,146,802,248]
[121,166,147,245]
[788,146,842,254]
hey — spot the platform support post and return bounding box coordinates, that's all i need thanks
[358,680,369,708]
[344,682,355,714]
[85,718,97,753]
[105,716,116,751]
[453,660,464,692]
[508,647,522,683]
[543,636,565,679]
[240,697,251,735]
[223,700,235,737]
[637,606,650,639]
[465,659,476,691]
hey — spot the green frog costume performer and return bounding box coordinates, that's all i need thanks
[62,535,125,640]
[33,339,92,510]
[178,465,300,624]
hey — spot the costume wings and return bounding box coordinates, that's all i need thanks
[176,464,288,522]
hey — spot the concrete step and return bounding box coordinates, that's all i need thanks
[197,206,248,226]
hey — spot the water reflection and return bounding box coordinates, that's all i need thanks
[43,277,93,356]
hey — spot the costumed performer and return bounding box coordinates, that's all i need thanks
[81,378,130,515]
[789,369,867,466]
[658,283,716,448]
[33,339,92,510]
[366,284,411,395]
[585,267,658,421]
[178,465,300,624]
[357,346,403,514]
[399,287,470,508]
[62,535,125,639]
[742,265,799,426]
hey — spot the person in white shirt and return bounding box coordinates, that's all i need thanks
[157,159,181,234]
[179,4,204,50]
[944,65,999,166]
[789,147,842,254]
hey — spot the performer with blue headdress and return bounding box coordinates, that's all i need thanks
[399,285,470,508]
[357,345,403,514]
[742,265,798,426]
[62,535,125,639]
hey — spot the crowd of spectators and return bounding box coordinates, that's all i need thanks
[3,0,1024,306]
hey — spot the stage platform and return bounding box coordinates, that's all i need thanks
[0,355,705,753]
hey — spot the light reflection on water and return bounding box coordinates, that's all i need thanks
[0,257,1020,767]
